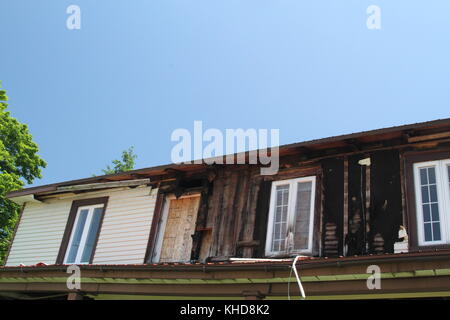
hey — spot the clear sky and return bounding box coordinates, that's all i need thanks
[1,1,450,187]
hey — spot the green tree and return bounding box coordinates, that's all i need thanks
[101,147,137,175]
[0,82,46,264]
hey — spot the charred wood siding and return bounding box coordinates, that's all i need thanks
[184,130,448,261]
[250,179,272,258]
[187,151,404,261]
[347,155,368,255]
[321,158,344,257]
[369,150,403,254]
[201,165,325,260]
[190,182,212,261]
[205,167,256,259]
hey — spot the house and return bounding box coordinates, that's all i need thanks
[1,118,450,300]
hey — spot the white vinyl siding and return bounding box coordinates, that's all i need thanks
[93,187,157,264]
[6,186,157,266]
[6,202,72,266]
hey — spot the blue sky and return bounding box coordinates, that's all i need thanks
[1,1,450,187]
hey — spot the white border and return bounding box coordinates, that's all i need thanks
[413,160,449,246]
[265,176,316,257]
[64,204,104,264]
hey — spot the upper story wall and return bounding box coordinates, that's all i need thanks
[5,122,450,266]
[6,186,157,266]
[192,149,405,261]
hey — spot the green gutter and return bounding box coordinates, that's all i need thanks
[88,291,450,300]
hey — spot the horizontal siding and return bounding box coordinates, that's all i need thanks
[93,187,157,264]
[6,186,158,266]
[6,201,71,266]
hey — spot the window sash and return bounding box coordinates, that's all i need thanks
[64,204,104,264]
[265,176,316,256]
[414,159,450,246]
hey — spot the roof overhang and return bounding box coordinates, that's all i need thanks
[2,251,450,299]
[8,194,43,206]
[8,179,151,204]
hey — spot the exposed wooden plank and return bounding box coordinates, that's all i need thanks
[207,168,225,257]
[242,173,262,257]
[408,131,450,143]
[251,178,272,258]
[57,179,151,192]
[218,170,238,257]
[236,240,260,248]
[159,196,200,263]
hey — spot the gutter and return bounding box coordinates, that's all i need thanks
[2,251,450,273]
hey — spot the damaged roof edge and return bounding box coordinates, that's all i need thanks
[7,117,450,199]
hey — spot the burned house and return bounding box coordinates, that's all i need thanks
[1,118,450,299]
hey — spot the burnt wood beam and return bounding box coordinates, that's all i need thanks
[408,131,450,143]
[344,138,363,151]
[236,240,261,248]
[190,181,212,262]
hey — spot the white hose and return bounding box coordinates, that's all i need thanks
[291,255,306,300]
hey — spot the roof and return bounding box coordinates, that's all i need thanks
[7,117,450,199]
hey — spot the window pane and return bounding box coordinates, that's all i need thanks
[293,181,312,250]
[271,185,289,252]
[420,168,428,185]
[448,165,450,190]
[80,207,103,263]
[418,166,441,242]
[422,204,431,222]
[428,167,436,184]
[429,185,438,203]
[421,186,429,203]
[431,203,440,221]
[66,209,89,263]
[424,223,432,242]
[433,222,441,241]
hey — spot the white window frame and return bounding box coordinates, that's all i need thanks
[413,159,450,246]
[64,204,105,264]
[265,176,316,257]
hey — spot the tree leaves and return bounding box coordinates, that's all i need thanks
[0,83,46,263]
[101,147,137,175]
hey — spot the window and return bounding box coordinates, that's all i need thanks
[265,176,316,256]
[413,159,450,246]
[57,197,108,265]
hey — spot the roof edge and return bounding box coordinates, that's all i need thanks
[7,117,450,199]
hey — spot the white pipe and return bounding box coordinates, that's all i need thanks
[292,256,306,300]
